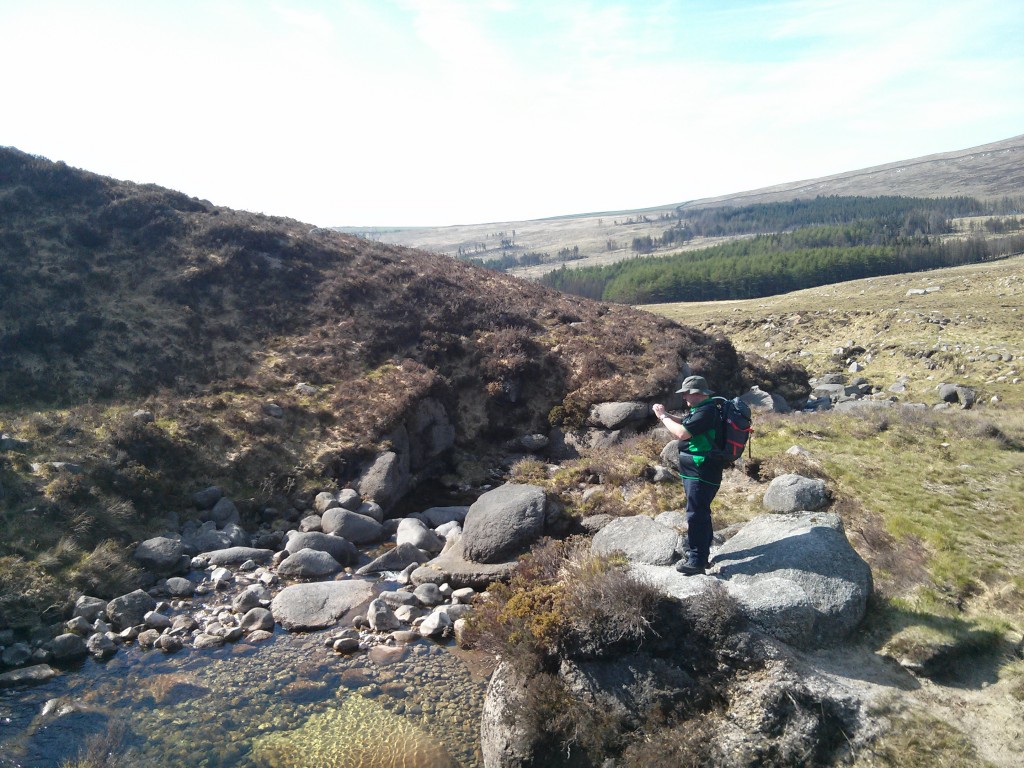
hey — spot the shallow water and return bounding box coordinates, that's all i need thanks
[0,629,486,768]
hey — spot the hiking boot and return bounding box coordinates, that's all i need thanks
[675,558,706,576]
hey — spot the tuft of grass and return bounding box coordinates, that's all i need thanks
[59,720,134,768]
[854,703,996,768]
[1004,659,1024,701]
[508,456,548,484]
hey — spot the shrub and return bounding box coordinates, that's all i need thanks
[683,580,742,643]
[508,457,548,484]
[467,539,664,669]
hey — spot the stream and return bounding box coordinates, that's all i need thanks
[0,625,488,767]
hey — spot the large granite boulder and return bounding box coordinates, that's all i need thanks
[481,662,558,768]
[277,549,344,579]
[270,581,375,631]
[320,508,385,544]
[714,512,872,647]
[284,531,358,566]
[356,450,410,511]
[106,589,157,630]
[462,484,547,564]
[133,536,184,575]
[588,401,649,430]
[763,474,829,513]
[591,515,682,566]
[411,532,517,590]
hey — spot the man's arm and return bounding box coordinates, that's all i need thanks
[652,403,692,441]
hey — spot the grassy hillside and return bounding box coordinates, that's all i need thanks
[651,254,1024,408]
[648,257,1024,687]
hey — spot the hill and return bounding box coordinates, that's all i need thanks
[2,149,1023,767]
[0,146,788,619]
[359,133,1024,277]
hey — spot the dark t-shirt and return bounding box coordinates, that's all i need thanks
[678,399,724,484]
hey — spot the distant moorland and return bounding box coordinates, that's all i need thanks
[353,133,1024,282]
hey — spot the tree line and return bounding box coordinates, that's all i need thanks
[540,199,1024,304]
[672,194,1021,238]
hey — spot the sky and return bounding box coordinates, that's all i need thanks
[2,0,1022,227]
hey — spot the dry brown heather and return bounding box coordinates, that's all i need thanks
[0,147,799,622]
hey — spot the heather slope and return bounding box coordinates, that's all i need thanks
[0,147,781,621]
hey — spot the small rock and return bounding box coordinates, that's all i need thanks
[170,615,197,635]
[144,611,171,631]
[276,549,343,579]
[155,635,184,653]
[763,474,830,513]
[333,637,360,654]
[336,488,362,510]
[193,633,225,650]
[240,608,275,633]
[413,583,445,607]
[86,633,117,658]
[106,589,157,630]
[65,616,93,636]
[165,577,196,597]
[419,610,452,638]
[73,596,108,622]
[367,599,401,632]
[356,501,384,523]
[192,486,223,510]
[223,626,244,642]
[49,634,88,660]
[314,492,340,514]
[136,629,162,648]
[299,514,323,532]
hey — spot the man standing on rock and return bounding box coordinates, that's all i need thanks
[652,375,724,575]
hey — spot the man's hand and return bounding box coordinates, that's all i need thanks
[652,403,667,419]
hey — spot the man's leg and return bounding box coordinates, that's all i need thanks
[679,477,713,574]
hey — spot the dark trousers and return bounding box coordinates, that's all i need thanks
[683,476,719,565]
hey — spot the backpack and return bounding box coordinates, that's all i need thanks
[713,396,753,463]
